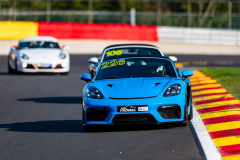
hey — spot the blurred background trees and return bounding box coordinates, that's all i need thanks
[0,0,239,29]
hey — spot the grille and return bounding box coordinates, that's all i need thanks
[38,66,52,69]
[111,114,158,124]
[86,108,109,121]
[157,105,181,119]
[26,64,35,69]
[55,64,63,69]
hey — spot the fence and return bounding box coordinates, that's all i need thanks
[158,26,240,46]
[0,10,240,29]
[0,0,240,29]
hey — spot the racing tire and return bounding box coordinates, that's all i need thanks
[61,72,69,75]
[15,58,19,74]
[8,59,15,74]
[182,107,188,127]
[188,89,193,121]
[188,102,193,121]
[83,125,95,132]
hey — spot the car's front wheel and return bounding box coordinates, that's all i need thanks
[188,100,193,121]
[14,59,19,74]
[83,125,94,132]
[8,59,15,74]
[182,107,188,126]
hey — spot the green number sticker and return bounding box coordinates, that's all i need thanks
[106,50,122,57]
[101,59,125,69]
[109,60,117,67]
[101,62,109,69]
[118,59,125,65]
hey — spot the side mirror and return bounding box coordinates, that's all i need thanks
[88,57,99,64]
[62,45,69,50]
[12,45,18,50]
[182,70,193,79]
[169,56,178,62]
[80,73,91,83]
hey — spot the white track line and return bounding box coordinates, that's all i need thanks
[191,106,221,160]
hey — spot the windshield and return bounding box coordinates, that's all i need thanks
[18,41,60,49]
[96,58,176,80]
[103,47,162,61]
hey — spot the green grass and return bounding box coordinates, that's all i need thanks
[201,68,240,100]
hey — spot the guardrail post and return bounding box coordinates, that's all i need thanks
[228,0,232,29]
[120,0,126,24]
[88,0,93,24]
[46,0,51,22]
[156,1,161,26]
[12,0,17,21]
[188,0,192,27]
[130,7,136,26]
[198,2,203,27]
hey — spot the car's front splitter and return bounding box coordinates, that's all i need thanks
[82,96,186,125]
[16,59,70,73]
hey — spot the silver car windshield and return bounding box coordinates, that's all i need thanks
[18,41,60,49]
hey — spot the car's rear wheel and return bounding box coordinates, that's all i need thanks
[8,59,15,74]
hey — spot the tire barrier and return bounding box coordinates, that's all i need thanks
[191,71,240,159]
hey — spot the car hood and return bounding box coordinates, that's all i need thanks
[97,77,174,98]
[19,49,62,62]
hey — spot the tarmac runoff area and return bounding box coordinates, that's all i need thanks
[1,39,240,55]
[191,71,240,160]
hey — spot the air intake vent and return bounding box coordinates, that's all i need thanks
[155,83,161,86]
[107,84,113,88]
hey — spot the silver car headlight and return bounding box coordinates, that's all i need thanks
[20,53,29,59]
[86,86,104,99]
[163,83,181,97]
[59,52,67,59]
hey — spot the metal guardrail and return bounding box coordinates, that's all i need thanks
[158,27,240,46]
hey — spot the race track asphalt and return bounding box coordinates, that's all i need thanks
[0,55,206,160]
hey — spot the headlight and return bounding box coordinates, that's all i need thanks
[163,83,181,97]
[20,53,29,59]
[86,86,104,99]
[59,52,66,59]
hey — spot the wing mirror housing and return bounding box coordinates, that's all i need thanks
[80,73,91,83]
[182,70,193,79]
[12,45,18,50]
[168,56,178,62]
[62,45,69,50]
[88,57,99,64]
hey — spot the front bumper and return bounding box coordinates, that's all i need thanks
[16,59,70,73]
[82,95,186,125]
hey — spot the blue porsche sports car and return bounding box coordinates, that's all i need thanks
[80,49,193,131]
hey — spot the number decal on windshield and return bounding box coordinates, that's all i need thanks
[106,50,122,57]
[101,62,109,69]
[101,59,125,69]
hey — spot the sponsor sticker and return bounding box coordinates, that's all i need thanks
[117,105,148,112]
[138,107,148,112]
